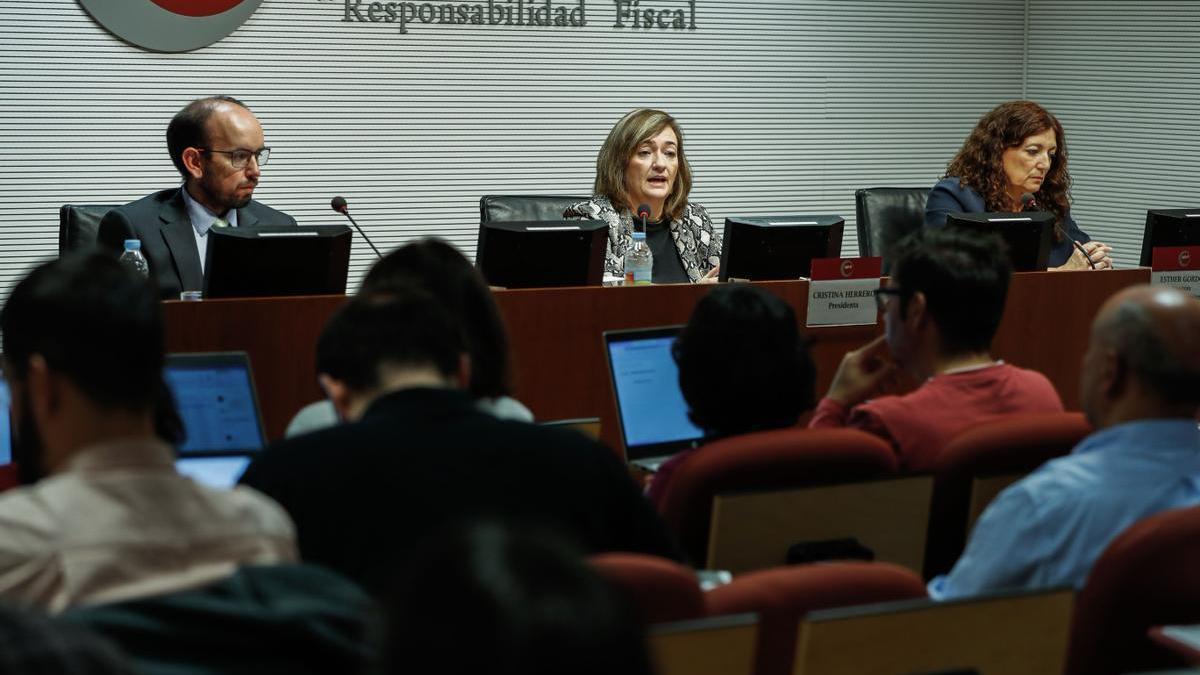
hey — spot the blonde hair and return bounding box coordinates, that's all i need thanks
[594,109,693,220]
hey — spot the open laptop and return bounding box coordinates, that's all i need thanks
[0,371,13,465]
[163,352,265,488]
[603,326,705,472]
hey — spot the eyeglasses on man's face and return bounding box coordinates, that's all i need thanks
[873,287,910,312]
[198,147,271,169]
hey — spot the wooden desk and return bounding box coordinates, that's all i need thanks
[163,269,1148,445]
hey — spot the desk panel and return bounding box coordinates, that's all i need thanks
[163,269,1148,446]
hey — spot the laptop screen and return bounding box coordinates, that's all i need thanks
[0,375,12,465]
[163,353,265,456]
[175,455,254,489]
[604,326,705,462]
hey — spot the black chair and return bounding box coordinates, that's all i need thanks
[479,195,588,223]
[59,204,118,255]
[854,188,930,273]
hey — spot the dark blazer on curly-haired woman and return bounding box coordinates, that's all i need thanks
[925,177,1091,268]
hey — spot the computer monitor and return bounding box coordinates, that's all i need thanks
[718,215,844,282]
[204,225,352,298]
[163,352,266,457]
[1139,209,1200,266]
[175,454,255,489]
[945,211,1054,272]
[475,220,608,288]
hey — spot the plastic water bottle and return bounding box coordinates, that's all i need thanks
[119,239,150,278]
[624,231,654,286]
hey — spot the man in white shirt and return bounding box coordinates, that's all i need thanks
[0,254,296,613]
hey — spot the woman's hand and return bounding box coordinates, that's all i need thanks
[698,266,720,284]
[1053,241,1114,271]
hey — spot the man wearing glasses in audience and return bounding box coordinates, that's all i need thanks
[809,228,1064,472]
[98,96,296,299]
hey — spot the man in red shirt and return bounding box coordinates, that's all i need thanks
[809,228,1063,471]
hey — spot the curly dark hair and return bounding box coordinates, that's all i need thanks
[944,100,1071,237]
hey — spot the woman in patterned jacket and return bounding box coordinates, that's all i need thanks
[564,109,722,283]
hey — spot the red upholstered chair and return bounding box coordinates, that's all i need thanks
[706,561,927,675]
[1065,504,1200,675]
[923,412,1091,579]
[656,428,921,572]
[589,553,707,625]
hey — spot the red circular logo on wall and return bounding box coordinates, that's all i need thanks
[1181,250,1192,268]
[840,260,854,278]
[78,0,264,52]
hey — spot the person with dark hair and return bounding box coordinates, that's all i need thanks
[931,285,1200,598]
[284,237,532,437]
[646,284,817,506]
[0,254,295,612]
[240,291,682,596]
[379,523,653,675]
[564,108,721,283]
[97,96,296,299]
[809,228,1064,471]
[926,100,1113,270]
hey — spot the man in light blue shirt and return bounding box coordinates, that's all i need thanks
[930,284,1200,599]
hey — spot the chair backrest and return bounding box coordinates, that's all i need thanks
[589,552,707,625]
[479,195,589,223]
[707,562,927,675]
[924,412,1090,579]
[649,614,758,675]
[793,586,1075,675]
[854,188,930,273]
[59,204,118,255]
[66,564,373,675]
[657,428,923,572]
[1066,505,1200,675]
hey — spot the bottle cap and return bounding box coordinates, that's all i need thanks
[123,239,141,250]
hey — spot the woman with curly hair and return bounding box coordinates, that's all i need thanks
[926,100,1113,270]
[564,108,721,283]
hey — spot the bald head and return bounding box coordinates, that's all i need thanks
[1082,285,1200,426]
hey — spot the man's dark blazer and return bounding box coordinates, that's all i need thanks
[239,387,685,597]
[97,188,297,299]
[925,176,1090,267]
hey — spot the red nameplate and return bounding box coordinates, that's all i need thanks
[1152,246,1200,271]
[810,257,883,281]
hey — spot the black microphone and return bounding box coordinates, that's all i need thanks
[330,196,382,259]
[636,203,651,234]
[1021,192,1094,269]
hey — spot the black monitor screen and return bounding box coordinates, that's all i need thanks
[719,215,844,282]
[945,212,1054,272]
[204,225,352,298]
[1139,209,1200,266]
[476,220,608,288]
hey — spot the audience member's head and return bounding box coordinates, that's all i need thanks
[380,523,653,675]
[359,238,513,401]
[1,254,163,483]
[884,227,1012,373]
[1081,284,1200,429]
[673,284,815,437]
[316,290,467,421]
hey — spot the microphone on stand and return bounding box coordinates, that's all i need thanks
[330,196,382,259]
[636,203,651,234]
[1021,192,1094,269]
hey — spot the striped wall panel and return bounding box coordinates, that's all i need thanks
[0,0,1023,296]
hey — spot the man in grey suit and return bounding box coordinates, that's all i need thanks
[98,96,296,299]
